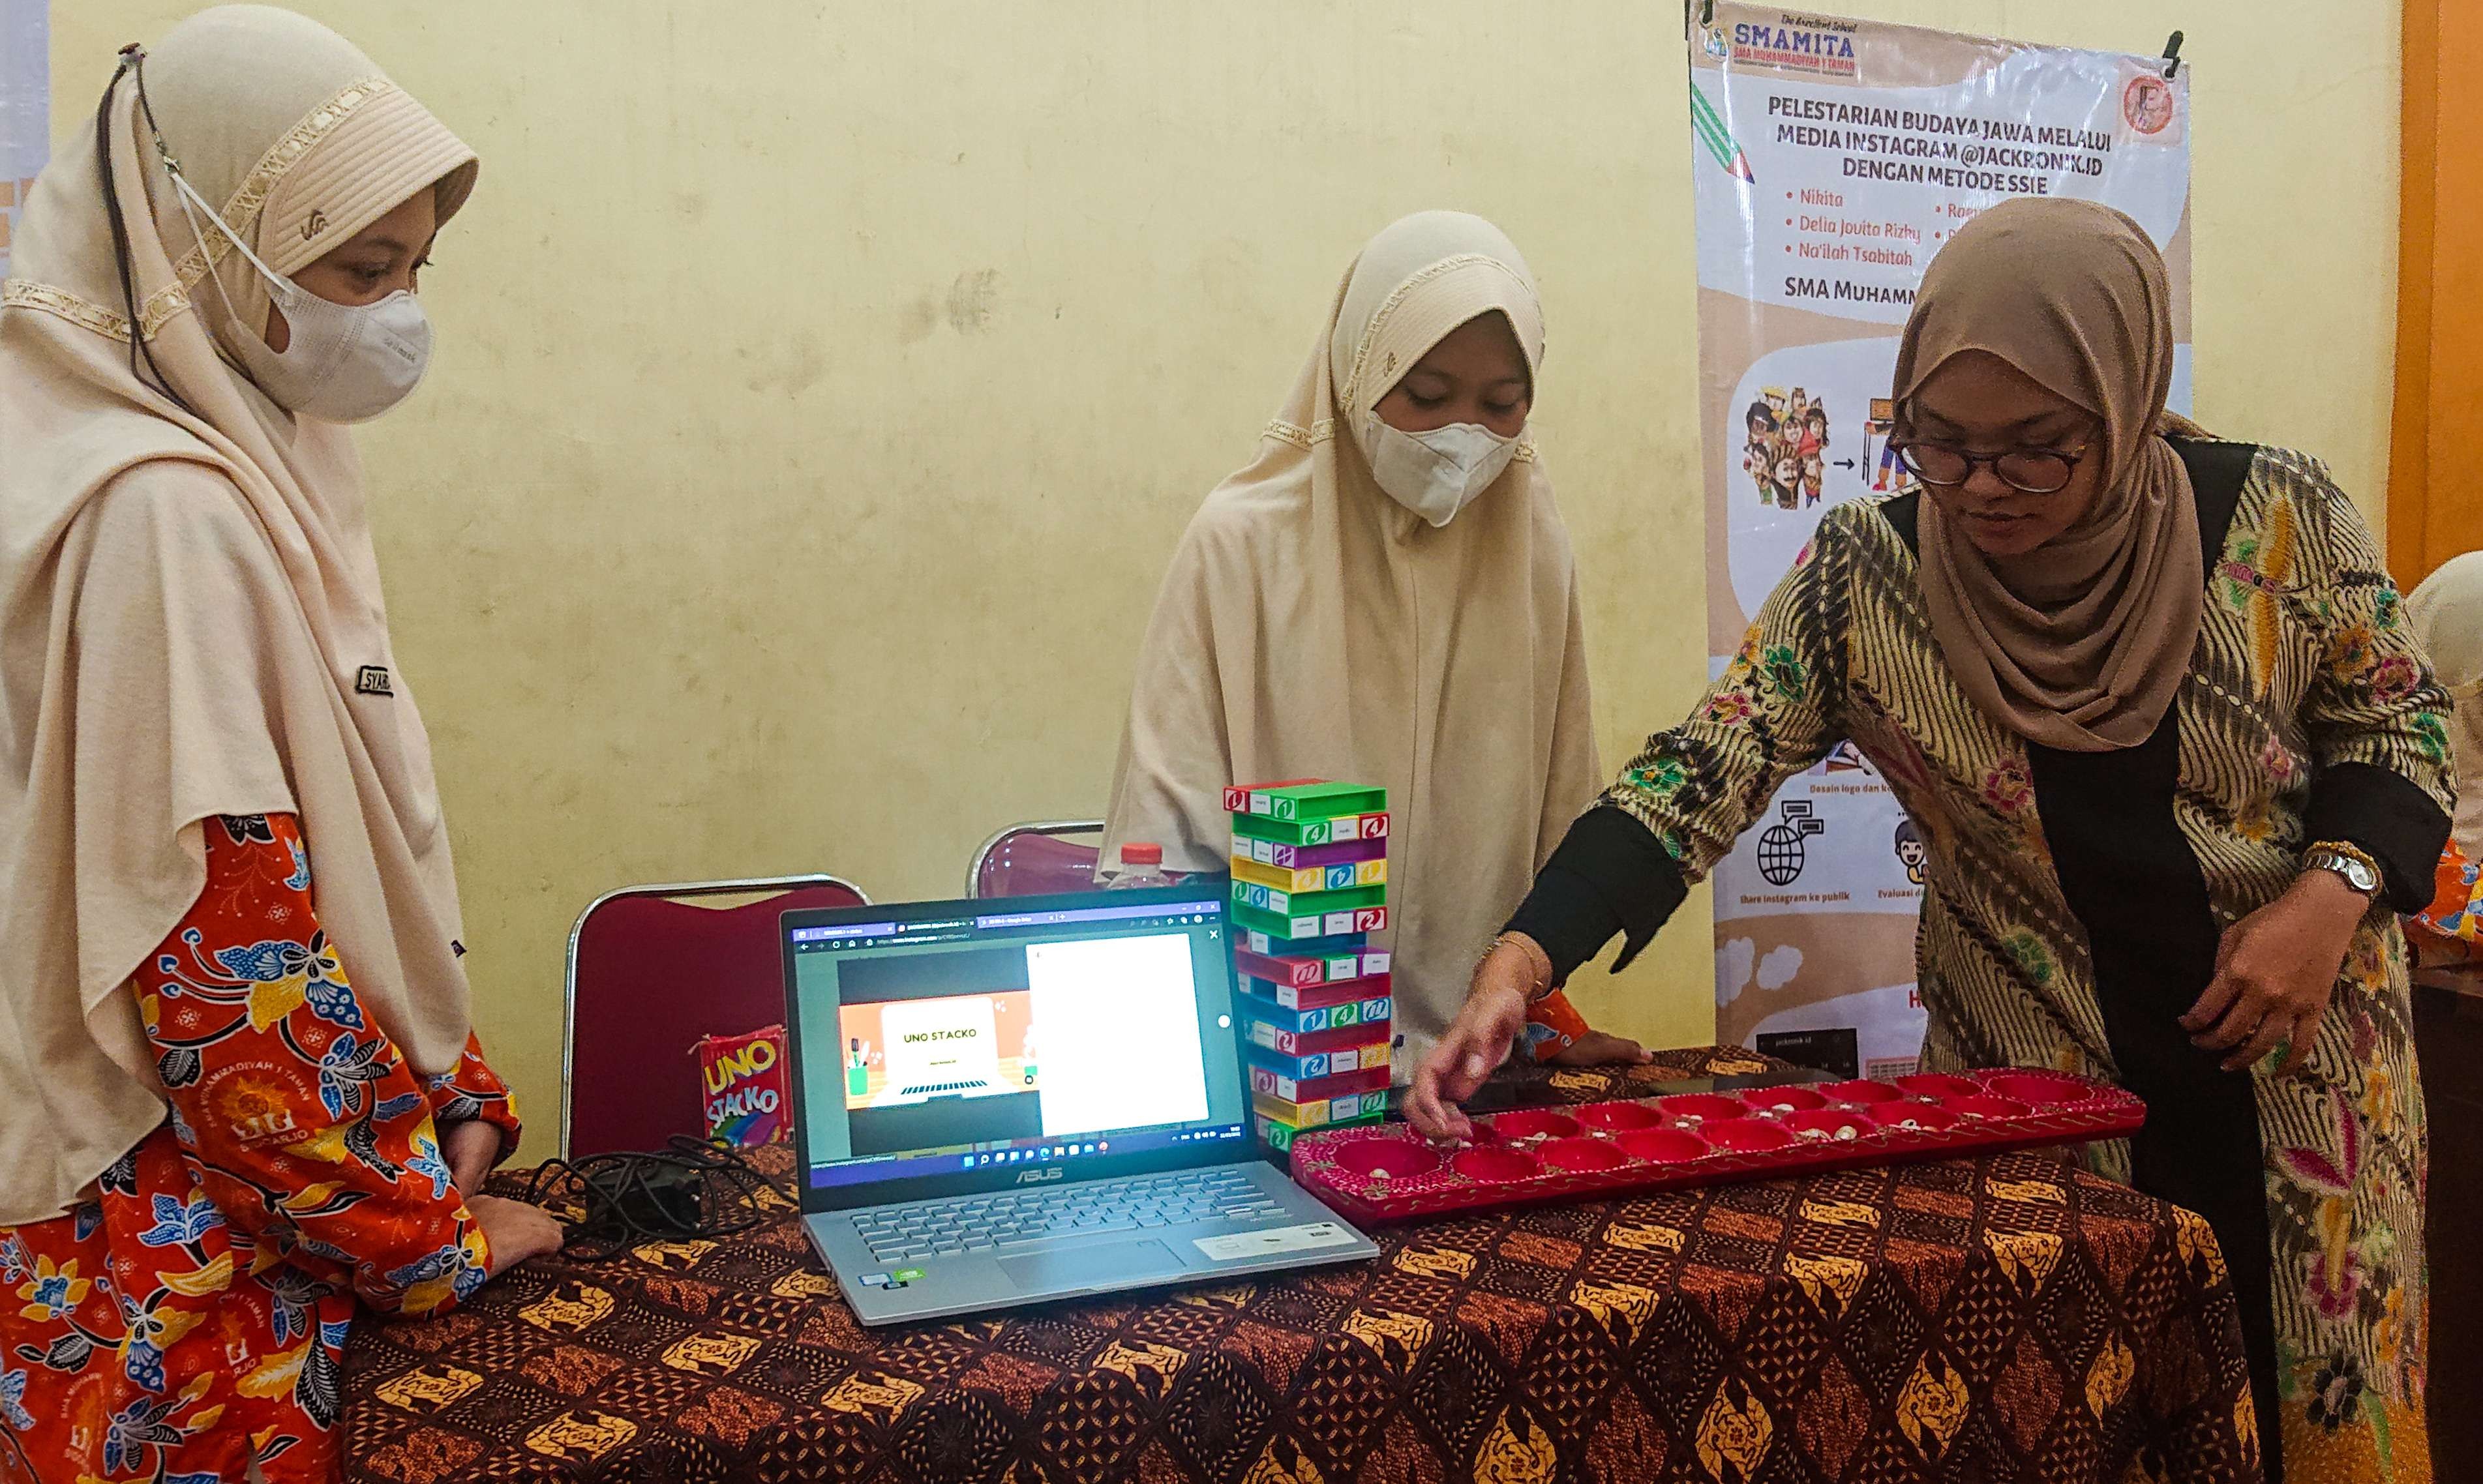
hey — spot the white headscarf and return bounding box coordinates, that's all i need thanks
[2410,552,2483,864]
[1102,212,1600,1070]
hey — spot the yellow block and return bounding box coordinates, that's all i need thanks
[1230,855,1387,893]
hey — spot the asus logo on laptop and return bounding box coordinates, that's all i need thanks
[1016,1168,1063,1184]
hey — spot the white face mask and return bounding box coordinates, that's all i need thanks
[166,166,434,424]
[1362,413,1519,527]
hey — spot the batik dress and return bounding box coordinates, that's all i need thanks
[0,814,520,1484]
[1514,442,2445,1483]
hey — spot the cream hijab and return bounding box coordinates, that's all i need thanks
[1102,212,1601,1070]
[0,5,479,1224]
[2409,554,2483,863]
[1901,198,2203,753]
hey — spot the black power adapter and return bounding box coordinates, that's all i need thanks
[520,1136,772,1260]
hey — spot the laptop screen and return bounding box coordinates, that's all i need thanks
[783,888,1250,1209]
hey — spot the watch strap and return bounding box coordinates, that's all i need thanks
[2305,841,2383,897]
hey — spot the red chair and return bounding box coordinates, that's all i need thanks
[562,874,868,1158]
[967,820,1106,898]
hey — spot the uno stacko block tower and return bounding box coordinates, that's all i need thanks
[1224,780,1394,1154]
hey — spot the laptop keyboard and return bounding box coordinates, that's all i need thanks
[849,1167,1279,1265]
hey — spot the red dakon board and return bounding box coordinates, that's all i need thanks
[1287,1069,2145,1226]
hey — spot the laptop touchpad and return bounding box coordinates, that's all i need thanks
[998,1238,1187,1292]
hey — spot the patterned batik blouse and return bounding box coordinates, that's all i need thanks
[1523,442,2446,1482]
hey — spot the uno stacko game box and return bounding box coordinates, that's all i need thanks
[697,1025,793,1148]
[1224,780,1394,1155]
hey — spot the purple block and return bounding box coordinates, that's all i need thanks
[1246,835,1390,870]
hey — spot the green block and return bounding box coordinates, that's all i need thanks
[1256,1111,1382,1152]
[1231,809,1390,849]
[1231,899,1389,944]
[1229,878,1385,919]
[1241,781,1387,822]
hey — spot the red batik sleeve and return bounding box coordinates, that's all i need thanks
[138,812,494,1316]
[1525,988,1592,1063]
[2407,838,2483,966]
[421,1032,524,1170]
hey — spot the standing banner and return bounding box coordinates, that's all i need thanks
[1689,6,2191,1079]
[1,0,43,280]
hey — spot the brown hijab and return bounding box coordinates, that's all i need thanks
[1899,198,2203,753]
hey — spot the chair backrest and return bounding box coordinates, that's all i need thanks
[968,820,1106,898]
[563,874,867,1158]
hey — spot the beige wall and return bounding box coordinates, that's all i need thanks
[52,2,2399,1140]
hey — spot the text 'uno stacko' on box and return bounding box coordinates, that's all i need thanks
[1226,780,1392,1156]
[697,1024,792,1148]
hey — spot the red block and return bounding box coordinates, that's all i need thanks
[1248,1061,1390,1105]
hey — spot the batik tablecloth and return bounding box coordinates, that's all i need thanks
[340,1047,2259,1483]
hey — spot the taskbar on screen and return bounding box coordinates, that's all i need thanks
[807,1121,1246,1189]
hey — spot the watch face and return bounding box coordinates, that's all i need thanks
[2317,853,2379,893]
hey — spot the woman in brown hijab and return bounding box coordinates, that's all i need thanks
[1410,198,2446,1482]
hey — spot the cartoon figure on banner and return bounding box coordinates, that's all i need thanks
[1862,396,1916,494]
[1769,452,1803,511]
[1893,818,1927,887]
[1800,408,1828,507]
[1740,390,1837,511]
[1743,400,1781,505]
[1756,800,1825,886]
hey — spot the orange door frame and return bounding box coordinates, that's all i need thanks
[2389,0,2483,589]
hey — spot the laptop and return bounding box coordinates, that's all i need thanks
[781,884,1381,1325]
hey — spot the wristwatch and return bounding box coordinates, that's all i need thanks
[2302,845,2382,900]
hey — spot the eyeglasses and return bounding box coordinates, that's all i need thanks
[1891,438,2090,496]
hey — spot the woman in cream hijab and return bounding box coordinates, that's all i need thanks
[2404,554,2483,1473]
[0,8,558,1479]
[1413,199,2447,1481]
[1103,211,1642,1074]
[2405,554,2483,968]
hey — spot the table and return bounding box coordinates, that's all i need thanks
[340,1048,2260,1483]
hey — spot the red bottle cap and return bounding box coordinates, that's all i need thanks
[1122,843,1164,866]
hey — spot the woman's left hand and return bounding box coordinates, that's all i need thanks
[444,1120,504,1197]
[2181,870,2368,1075]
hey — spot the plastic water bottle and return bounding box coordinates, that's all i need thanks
[1111,842,1173,889]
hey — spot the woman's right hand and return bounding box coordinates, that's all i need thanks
[1404,943,1539,1142]
[469,1195,567,1275]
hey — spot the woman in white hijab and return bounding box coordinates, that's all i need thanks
[2406,553,2483,970]
[1103,211,1643,1075]
[2405,552,2483,1469]
[0,8,558,1479]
